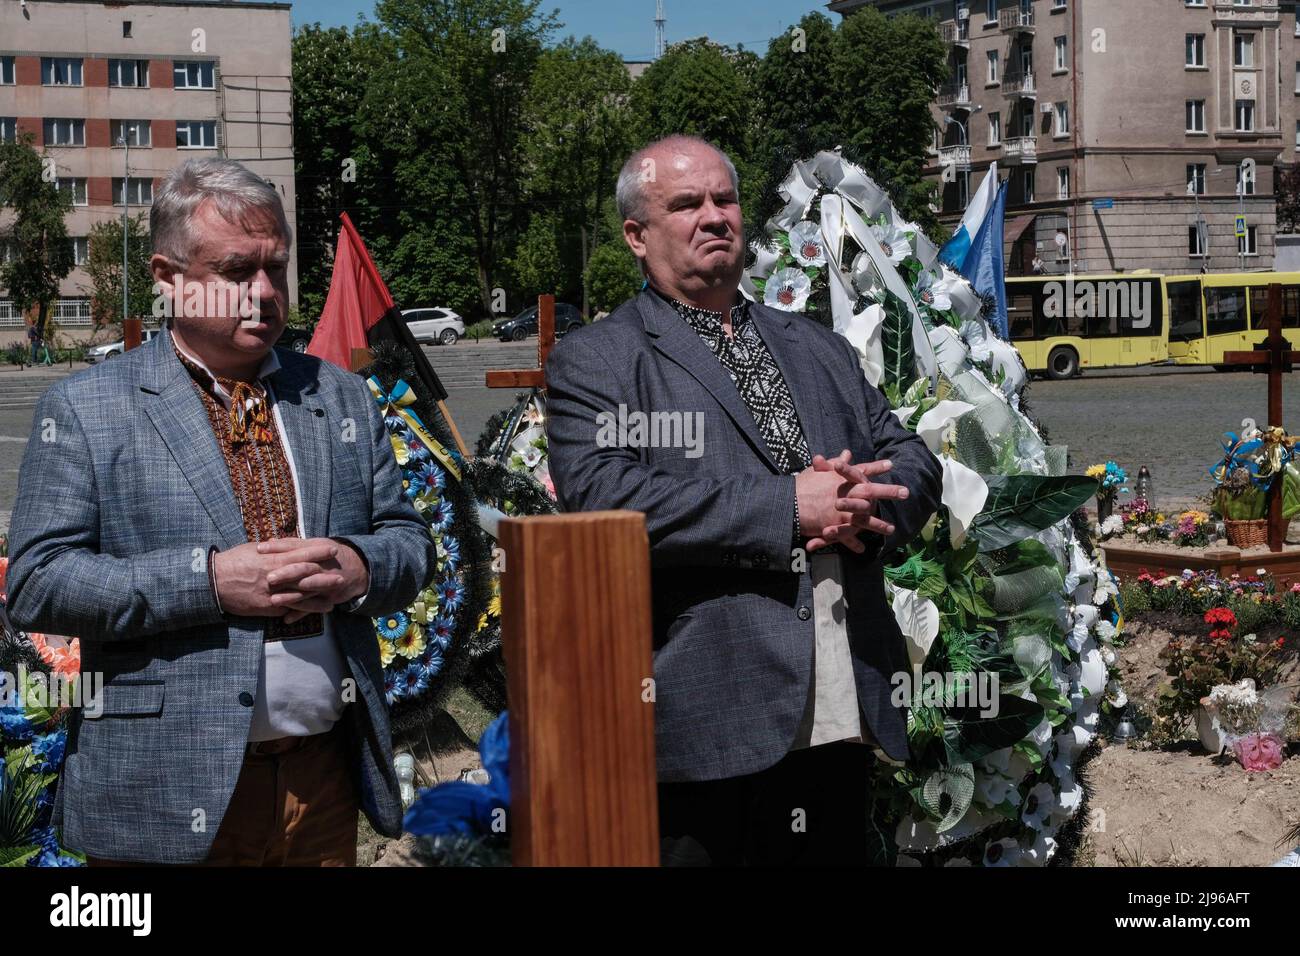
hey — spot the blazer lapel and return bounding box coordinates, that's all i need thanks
[749,304,830,460]
[637,290,782,473]
[268,357,333,539]
[140,330,248,549]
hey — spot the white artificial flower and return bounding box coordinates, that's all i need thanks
[1095,619,1117,643]
[1100,645,1117,667]
[1020,830,1059,866]
[764,267,812,312]
[888,583,940,669]
[1100,515,1124,537]
[1079,645,1107,696]
[870,220,913,265]
[983,837,1021,867]
[1028,717,1054,756]
[915,268,956,313]
[1052,774,1084,824]
[1109,689,1129,709]
[520,444,543,469]
[1135,524,1150,535]
[974,769,1015,808]
[787,221,827,267]
[1022,782,1056,832]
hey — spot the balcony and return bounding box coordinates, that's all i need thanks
[1001,71,1037,100]
[937,82,972,110]
[1002,136,1037,165]
[940,18,971,47]
[999,7,1035,35]
[939,144,972,172]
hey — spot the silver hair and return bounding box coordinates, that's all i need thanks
[615,135,739,224]
[150,157,292,267]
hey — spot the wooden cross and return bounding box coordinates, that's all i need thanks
[485,294,557,391]
[1222,282,1300,552]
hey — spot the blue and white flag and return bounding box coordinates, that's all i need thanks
[939,164,1010,340]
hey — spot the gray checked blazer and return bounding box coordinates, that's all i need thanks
[544,289,943,783]
[5,329,435,863]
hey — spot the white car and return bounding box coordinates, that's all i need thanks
[87,329,160,362]
[401,307,465,345]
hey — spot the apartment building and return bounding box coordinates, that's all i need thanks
[0,0,295,340]
[829,0,1299,276]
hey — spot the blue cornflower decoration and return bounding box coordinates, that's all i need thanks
[31,728,66,774]
[413,462,446,497]
[377,612,410,641]
[417,644,445,681]
[437,576,465,614]
[429,613,455,650]
[406,439,432,463]
[401,662,430,698]
[383,669,403,706]
[0,706,34,743]
[440,535,461,572]
[427,500,455,534]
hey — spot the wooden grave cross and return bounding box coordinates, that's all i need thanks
[484,293,659,865]
[1222,282,1300,552]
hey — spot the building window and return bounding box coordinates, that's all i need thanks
[1239,225,1258,256]
[42,119,85,147]
[1022,168,1035,203]
[1057,166,1070,199]
[111,120,151,148]
[987,50,999,84]
[55,178,88,206]
[0,118,15,144]
[1054,36,1067,72]
[1054,102,1070,136]
[176,120,218,149]
[1186,34,1205,68]
[1295,119,1300,147]
[1234,32,1255,69]
[1185,0,1206,6]
[1054,0,1066,8]
[123,20,133,38]
[41,58,83,87]
[1237,165,1256,196]
[986,0,997,22]
[988,111,1001,145]
[173,60,215,90]
[112,177,153,206]
[1189,224,1207,257]
[108,59,149,88]
[1188,163,1206,195]
[1236,98,1256,131]
[52,299,92,328]
[0,57,14,85]
[1186,99,1206,132]
[70,238,89,267]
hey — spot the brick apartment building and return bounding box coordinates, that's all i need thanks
[829,0,1300,276]
[0,0,295,341]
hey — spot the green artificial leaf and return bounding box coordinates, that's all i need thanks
[901,376,929,408]
[990,540,1059,576]
[970,475,1099,552]
[884,551,947,599]
[1012,738,1045,771]
[942,692,1046,765]
[881,290,917,396]
[0,845,41,868]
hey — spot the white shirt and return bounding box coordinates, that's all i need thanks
[172,336,351,741]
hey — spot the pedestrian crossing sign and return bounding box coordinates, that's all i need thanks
[1236,216,1247,238]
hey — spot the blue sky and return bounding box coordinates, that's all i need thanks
[292,0,831,61]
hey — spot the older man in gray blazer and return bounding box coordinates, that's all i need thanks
[544,136,943,866]
[6,158,434,865]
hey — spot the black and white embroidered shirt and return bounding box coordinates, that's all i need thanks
[660,292,812,476]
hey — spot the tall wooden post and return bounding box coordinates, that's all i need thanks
[123,317,142,352]
[498,511,659,866]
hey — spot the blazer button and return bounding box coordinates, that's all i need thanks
[797,606,811,621]
[238,692,255,707]
[753,553,769,569]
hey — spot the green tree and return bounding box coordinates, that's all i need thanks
[0,134,73,340]
[585,241,642,314]
[521,37,633,315]
[509,212,565,299]
[831,8,949,236]
[85,214,154,330]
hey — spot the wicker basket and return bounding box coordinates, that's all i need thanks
[1224,518,1269,549]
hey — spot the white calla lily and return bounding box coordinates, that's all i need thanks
[940,456,988,549]
[888,583,940,670]
[1079,644,1107,696]
[915,401,975,455]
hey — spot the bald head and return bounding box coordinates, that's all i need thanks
[618,136,746,313]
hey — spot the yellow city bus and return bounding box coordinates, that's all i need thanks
[1167,271,1300,367]
[1006,273,1169,379]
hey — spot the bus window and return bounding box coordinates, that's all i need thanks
[1168,281,1202,341]
[1008,292,1035,340]
[1205,287,1247,335]
[1119,279,1163,336]
[1249,285,1300,329]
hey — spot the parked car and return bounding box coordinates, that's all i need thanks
[276,325,313,353]
[402,307,465,345]
[493,302,584,341]
[86,329,161,362]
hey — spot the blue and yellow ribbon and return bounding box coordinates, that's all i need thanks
[368,376,462,483]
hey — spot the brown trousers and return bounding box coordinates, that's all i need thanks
[87,721,359,867]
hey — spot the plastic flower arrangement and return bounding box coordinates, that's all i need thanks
[1086,461,1129,502]
[744,151,1123,866]
[1157,623,1286,728]
[1172,510,1211,548]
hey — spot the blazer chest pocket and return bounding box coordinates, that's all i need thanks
[85,680,164,719]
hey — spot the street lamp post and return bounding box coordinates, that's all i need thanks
[944,115,970,207]
[119,132,128,328]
